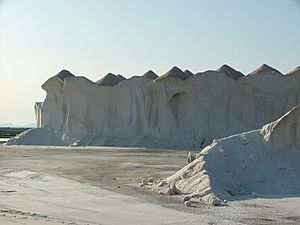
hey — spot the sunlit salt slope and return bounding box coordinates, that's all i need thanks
[150,104,300,205]
[7,64,300,148]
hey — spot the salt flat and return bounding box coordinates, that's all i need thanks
[0,145,299,225]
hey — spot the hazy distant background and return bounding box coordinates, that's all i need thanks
[0,0,299,125]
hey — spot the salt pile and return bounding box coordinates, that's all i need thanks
[217,64,244,79]
[149,105,300,205]
[96,73,123,86]
[156,66,191,80]
[249,63,282,75]
[6,128,63,146]
[142,70,158,79]
[7,65,300,148]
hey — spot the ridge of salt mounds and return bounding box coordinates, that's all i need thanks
[8,64,300,148]
[95,73,121,86]
[6,128,63,146]
[150,105,300,206]
[217,64,244,79]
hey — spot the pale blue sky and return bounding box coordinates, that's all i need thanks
[0,0,299,125]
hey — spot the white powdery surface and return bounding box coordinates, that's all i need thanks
[151,105,300,205]
[0,169,239,225]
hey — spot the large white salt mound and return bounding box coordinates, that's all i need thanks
[6,128,63,146]
[9,65,300,148]
[152,105,300,205]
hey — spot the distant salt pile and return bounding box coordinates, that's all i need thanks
[6,64,300,148]
[249,64,282,76]
[96,73,122,86]
[217,64,244,79]
[156,66,190,81]
[143,70,158,79]
[149,105,300,205]
[184,69,194,78]
[52,69,75,81]
[6,128,62,146]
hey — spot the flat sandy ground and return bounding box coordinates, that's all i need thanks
[0,145,299,225]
